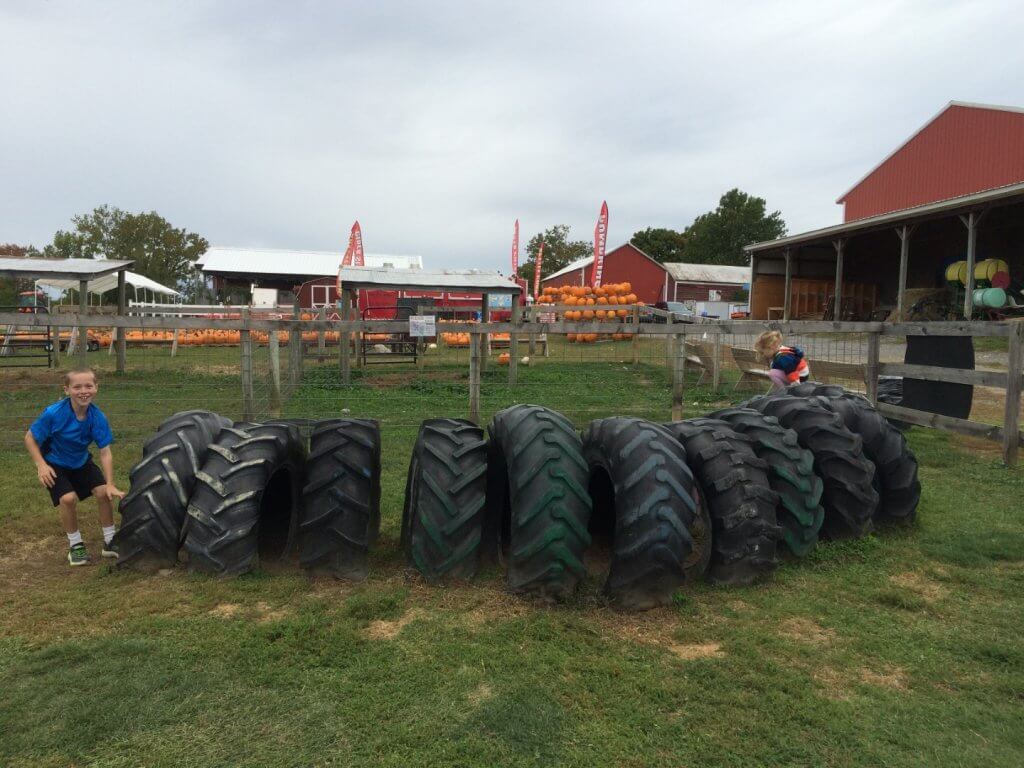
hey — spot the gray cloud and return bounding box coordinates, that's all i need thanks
[2,0,1022,269]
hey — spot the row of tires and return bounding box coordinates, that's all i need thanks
[111,382,919,611]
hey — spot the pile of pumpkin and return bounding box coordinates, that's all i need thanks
[97,329,346,347]
[438,319,511,348]
[535,282,641,344]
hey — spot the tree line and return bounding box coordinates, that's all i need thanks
[2,188,785,304]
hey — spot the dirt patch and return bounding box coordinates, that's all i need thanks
[859,665,909,691]
[813,667,852,701]
[668,642,723,660]
[467,682,493,705]
[254,601,291,623]
[209,603,242,618]
[366,608,422,640]
[890,571,949,603]
[779,617,836,646]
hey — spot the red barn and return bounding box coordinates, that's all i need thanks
[838,101,1024,221]
[540,243,668,304]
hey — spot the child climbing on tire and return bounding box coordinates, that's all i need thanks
[755,330,810,391]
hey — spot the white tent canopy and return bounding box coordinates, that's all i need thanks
[37,270,180,298]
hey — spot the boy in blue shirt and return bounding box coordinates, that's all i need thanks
[24,367,124,566]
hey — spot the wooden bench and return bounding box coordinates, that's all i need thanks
[729,346,772,391]
[684,341,715,386]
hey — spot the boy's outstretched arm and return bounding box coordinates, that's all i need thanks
[97,446,125,501]
[25,431,56,489]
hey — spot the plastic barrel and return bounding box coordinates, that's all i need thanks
[975,259,1009,281]
[945,261,966,283]
[983,287,1007,308]
[991,271,1011,289]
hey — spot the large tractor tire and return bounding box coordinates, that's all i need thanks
[746,395,878,539]
[298,419,381,580]
[112,410,231,571]
[784,383,920,524]
[582,417,697,609]
[485,404,592,600]
[184,423,306,576]
[708,407,824,557]
[402,418,488,582]
[663,419,782,584]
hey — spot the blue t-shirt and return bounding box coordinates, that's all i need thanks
[30,398,114,470]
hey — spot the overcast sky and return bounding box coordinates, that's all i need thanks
[2,1,1022,270]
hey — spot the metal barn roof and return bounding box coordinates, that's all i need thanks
[0,258,134,281]
[337,267,520,294]
[542,255,593,282]
[197,247,423,279]
[663,263,750,284]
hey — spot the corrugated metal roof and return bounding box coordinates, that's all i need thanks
[37,271,179,296]
[337,267,520,293]
[746,180,1024,254]
[197,246,423,277]
[0,258,134,280]
[542,255,592,282]
[664,263,750,284]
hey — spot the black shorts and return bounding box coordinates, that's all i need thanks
[48,457,106,506]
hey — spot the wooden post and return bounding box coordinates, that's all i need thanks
[1002,322,1024,467]
[528,304,537,356]
[832,239,845,321]
[469,332,481,424]
[289,321,302,389]
[51,318,60,367]
[416,336,425,370]
[896,226,911,321]
[340,289,352,384]
[116,268,126,373]
[712,332,722,391]
[671,331,686,421]
[665,314,675,372]
[962,212,979,319]
[241,328,255,421]
[480,293,490,373]
[348,290,364,370]
[269,329,282,417]
[866,331,880,405]
[632,304,640,365]
[509,304,522,386]
[77,279,88,366]
[783,248,793,322]
[317,305,326,362]
[171,328,179,357]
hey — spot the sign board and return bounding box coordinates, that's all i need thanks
[409,315,436,337]
[489,293,513,309]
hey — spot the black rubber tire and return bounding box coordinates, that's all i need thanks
[402,418,488,582]
[485,404,592,600]
[112,410,231,571]
[298,418,381,580]
[745,395,878,539]
[582,417,697,609]
[783,384,920,525]
[709,407,824,557]
[663,419,782,584]
[184,423,306,576]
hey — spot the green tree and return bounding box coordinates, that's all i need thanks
[42,205,208,294]
[682,189,786,266]
[630,227,687,263]
[518,224,591,291]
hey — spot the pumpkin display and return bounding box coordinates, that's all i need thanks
[537,282,642,343]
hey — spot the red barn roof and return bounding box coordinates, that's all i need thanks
[837,101,1024,221]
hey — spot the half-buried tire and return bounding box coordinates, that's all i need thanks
[484,404,591,600]
[784,383,920,525]
[746,395,878,539]
[402,418,488,582]
[298,419,381,580]
[582,417,697,609]
[184,422,306,576]
[112,410,231,571]
[663,419,782,584]
[709,407,824,557]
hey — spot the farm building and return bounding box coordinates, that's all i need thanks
[540,243,668,304]
[663,263,749,302]
[746,101,1024,321]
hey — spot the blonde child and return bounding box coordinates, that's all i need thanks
[24,367,124,566]
[754,330,810,391]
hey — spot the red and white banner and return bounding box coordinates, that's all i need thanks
[533,241,545,300]
[511,219,520,277]
[590,200,609,287]
[341,220,364,267]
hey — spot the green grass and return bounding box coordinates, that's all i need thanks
[1,350,1023,767]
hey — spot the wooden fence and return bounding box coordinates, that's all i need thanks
[1,311,1020,466]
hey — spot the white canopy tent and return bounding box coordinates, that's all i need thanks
[37,270,180,304]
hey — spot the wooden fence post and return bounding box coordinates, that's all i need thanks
[632,304,641,365]
[508,306,521,386]
[528,305,537,356]
[77,279,88,366]
[241,329,255,421]
[317,305,326,362]
[1003,323,1023,467]
[340,292,352,385]
[469,332,481,424]
[712,332,722,391]
[672,331,686,421]
[269,329,282,417]
[116,269,127,373]
[289,323,302,390]
[866,331,880,405]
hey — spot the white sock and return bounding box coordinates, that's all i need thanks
[67,530,83,548]
[102,525,117,545]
